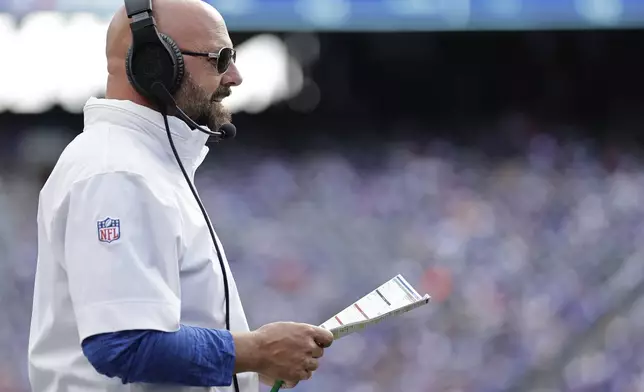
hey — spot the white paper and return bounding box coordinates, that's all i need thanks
[320,274,431,339]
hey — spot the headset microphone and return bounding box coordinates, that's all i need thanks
[218,123,237,140]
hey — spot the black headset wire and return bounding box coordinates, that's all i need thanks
[161,111,241,392]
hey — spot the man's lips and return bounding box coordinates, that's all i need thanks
[213,91,231,102]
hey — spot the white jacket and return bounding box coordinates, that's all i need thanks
[28,97,259,392]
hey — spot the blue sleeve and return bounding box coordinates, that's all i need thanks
[81,325,236,387]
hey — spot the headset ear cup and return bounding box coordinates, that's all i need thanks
[123,33,184,102]
[125,45,141,94]
[159,33,185,94]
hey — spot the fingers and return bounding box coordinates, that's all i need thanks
[257,322,332,386]
[287,357,318,385]
[310,326,334,348]
[298,368,313,381]
[283,380,299,389]
[304,357,319,372]
[311,344,324,358]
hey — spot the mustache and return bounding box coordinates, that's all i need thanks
[212,87,232,101]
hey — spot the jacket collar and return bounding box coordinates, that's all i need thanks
[83,97,210,169]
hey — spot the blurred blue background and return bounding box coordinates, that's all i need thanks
[4,1,644,392]
[0,0,643,30]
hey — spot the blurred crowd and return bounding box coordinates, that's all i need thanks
[3,128,644,392]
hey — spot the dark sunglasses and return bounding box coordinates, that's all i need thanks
[181,47,237,74]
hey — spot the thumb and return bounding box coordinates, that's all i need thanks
[312,326,334,348]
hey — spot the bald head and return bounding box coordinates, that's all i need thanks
[104,0,243,130]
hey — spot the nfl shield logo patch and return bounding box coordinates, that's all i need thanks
[97,217,121,243]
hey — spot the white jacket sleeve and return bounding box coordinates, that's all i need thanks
[61,171,183,342]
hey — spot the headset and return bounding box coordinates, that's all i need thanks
[123,1,240,391]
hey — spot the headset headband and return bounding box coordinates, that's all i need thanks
[125,0,158,51]
[124,0,152,17]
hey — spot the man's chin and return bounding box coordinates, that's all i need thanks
[213,102,232,126]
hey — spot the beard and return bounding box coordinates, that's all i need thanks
[174,72,232,132]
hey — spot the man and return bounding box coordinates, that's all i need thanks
[27,0,334,391]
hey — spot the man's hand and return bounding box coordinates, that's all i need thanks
[252,322,334,386]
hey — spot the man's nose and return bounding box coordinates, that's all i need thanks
[221,63,243,86]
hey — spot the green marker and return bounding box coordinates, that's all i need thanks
[270,380,284,392]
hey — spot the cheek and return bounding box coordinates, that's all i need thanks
[185,60,221,92]
[206,79,223,95]
[197,75,222,97]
